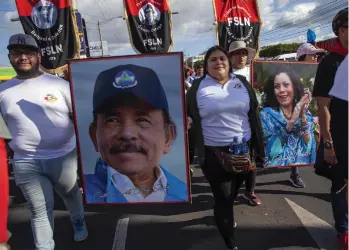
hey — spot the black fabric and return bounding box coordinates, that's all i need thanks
[127,11,172,53]
[217,22,260,51]
[313,52,345,180]
[186,75,265,168]
[313,52,345,98]
[330,97,348,179]
[314,139,332,180]
[202,146,246,249]
[245,169,256,193]
[19,7,77,70]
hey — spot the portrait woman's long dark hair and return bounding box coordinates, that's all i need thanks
[262,64,305,110]
[203,45,232,77]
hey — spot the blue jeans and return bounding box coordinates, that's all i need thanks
[13,149,84,250]
[331,177,348,234]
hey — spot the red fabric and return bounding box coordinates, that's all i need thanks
[213,0,261,23]
[15,0,71,17]
[0,138,8,243]
[125,0,169,16]
[331,39,348,56]
[338,232,348,250]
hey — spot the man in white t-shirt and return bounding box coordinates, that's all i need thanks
[228,41,261,206]
[0,34,88,250]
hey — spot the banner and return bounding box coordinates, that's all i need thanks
[75,12,86,57]
[251,60,320,168]
[123,0,173,54]
[212,0,262,53]
[68,53,190,204]
[15,0,80,74]
[316,38,337,52]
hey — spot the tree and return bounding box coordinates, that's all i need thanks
[259,43,302,58]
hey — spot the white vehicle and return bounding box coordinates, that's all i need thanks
[273,53,297,61]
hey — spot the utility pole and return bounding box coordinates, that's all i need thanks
[97,21,104,57]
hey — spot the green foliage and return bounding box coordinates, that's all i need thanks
[259,43,302,58]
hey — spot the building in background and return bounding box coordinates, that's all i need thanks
[89,41,109,57]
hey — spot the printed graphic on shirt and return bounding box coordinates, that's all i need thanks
[44,93,58,103]
[234,83,242,88]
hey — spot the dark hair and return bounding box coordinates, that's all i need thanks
[203,45,232,77]
[298,55,306,61]
[92,94,177,140]
[261,64,304,110]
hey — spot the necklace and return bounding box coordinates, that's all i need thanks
[282,109,292,120]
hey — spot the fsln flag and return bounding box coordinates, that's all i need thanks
[124,0,173,54]
[14,0,80,74]
[212,0,262,53]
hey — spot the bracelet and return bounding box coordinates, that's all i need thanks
[300,130,310,136]
[301,120,307,126]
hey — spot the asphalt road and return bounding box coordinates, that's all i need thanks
[8,166,338,250]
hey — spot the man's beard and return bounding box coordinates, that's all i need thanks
[11,61,40,78]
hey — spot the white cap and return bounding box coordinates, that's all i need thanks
[297,43,326,59]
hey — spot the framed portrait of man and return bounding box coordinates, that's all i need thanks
[68,52,190,204]
[251,60,319,168]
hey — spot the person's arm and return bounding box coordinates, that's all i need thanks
[316,97,332,142]
[60,78,74,121]
[312,55,339,165]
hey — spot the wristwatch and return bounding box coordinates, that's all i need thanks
[324,140,333,149]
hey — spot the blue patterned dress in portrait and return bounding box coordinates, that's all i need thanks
[260,107,316,167]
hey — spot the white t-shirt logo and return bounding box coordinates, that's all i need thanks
[44,93,57,103]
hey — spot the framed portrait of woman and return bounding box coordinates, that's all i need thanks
[251,60,319,168]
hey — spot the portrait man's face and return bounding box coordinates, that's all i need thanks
[39,6,51,20]
[90,96,175,178]
[145,7,156,24]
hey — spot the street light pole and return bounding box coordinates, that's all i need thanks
[94,11,178,57]
[97,21,104,57]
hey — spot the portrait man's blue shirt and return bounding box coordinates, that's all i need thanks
[84,159,188,203]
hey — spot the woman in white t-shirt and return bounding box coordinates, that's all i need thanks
[186,46,265,250]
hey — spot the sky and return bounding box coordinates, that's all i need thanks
[0,0,346,66]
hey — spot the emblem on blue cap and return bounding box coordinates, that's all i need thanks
[113,70,138,89]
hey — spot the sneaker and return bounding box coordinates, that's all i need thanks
[0,244,10,250]
[290,174,306,188]
[242,192,261,206]
[72,218,88,242]
[337,232,348,250]
[233,221,237,228]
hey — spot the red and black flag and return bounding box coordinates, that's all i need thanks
[124,0,173,54]
[14,0,80,74]
[212,0,262,52]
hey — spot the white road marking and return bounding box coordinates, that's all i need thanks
[112,218,129,250]
[285,198,338,250]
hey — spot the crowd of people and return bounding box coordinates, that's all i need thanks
[0,6,347,250]
[185,8,348,250]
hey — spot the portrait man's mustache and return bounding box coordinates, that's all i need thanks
[109,143,147,155]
